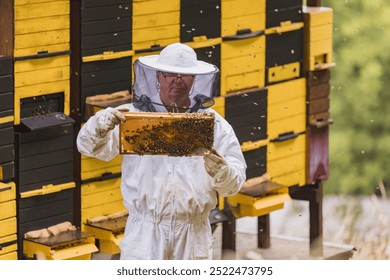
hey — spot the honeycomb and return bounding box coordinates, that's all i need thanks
[120,112,215,156]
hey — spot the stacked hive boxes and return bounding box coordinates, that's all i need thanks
[181,0,221,95]
[14,0,98,260]
[219,2,267,213]
[80,0,133,114]
[0,56,14,184]
[303,6,334,184]
[223,1,304,217]
[265,0,303,85]
[220,0,265,95]
[226,2,334,222]
[131,0,179,64]
[0,55,17,260]
[78,0,132,254]
[0,0,98,260]
[0,0,334,259]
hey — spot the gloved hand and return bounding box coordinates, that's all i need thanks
[95,107,126,137]
[204,148,229,182]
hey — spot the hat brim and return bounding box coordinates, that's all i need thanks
[138,55,218,75]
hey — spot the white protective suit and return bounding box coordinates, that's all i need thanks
[77,43,247,259]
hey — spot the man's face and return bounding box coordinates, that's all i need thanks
[158,71,195,111]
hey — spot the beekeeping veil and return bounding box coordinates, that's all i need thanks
[133,43,219,112]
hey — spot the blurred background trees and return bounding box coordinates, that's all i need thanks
[322,0,390,194]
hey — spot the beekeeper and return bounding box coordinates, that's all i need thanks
[77,43,246,259]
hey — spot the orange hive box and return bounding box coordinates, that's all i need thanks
[120,112,215,156]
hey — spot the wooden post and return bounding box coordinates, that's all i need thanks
[307,0,322,7]
[309,182,323,257]
[258,214,271,248]
[0,0,13,56]
[222,206,236,251]
[70,0,82,228]
[289,183,324,257]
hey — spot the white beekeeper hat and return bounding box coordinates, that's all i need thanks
[137,43,217,75]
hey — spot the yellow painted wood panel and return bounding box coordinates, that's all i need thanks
[14,29,70,50]
[133,38,179,52]
[235,202,284,217]
[306,24,332,43]
[0,115,14,124]
[81,167,122,181]
[271,169,306,188]
[81,201,126,223]
[14,43,70,58]
[133,0,179,16]
[253,193,290,210]
[14,80,69,99]
[14,1,69,20]
[15,15,69,35]
[14,55,69,73]
[0,200,16,220]
[228,190,288,209]
[212,96,225,118]
[0,217,17,237]
[222,0,265,19]
[267,114,306,139]
[303,6,333,27]
[14,80,70,124]
[99,239,122,254]
[15,0,68,5]
[309,39,333,56]
[0,182,16,203]
[81,156,121,173]
[81,153,120,161]
[268,152,306,179]
[227,192,259,206]
[267,134,306,161]
[221,36,265,59]
[82,188,123,209]
[267,62,301,84]
[222,71,265,94]
[0,251,18,260]
[15,66,70,87]
[267,78,306,104]
[0,234,18,257]
[222,54,265,76]
[268,96,306,123]
[132,24,179,44]
[268,134,305,158]
[81,178,121,196]
[133,11,179,30]
[222,14,265,36]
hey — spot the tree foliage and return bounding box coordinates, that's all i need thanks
[322,0,390,194]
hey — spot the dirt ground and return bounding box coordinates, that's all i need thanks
[93,195,390,260]
[235,195,390,260]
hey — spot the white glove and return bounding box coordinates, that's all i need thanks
[204,148,229,182]
[95,107,126,137]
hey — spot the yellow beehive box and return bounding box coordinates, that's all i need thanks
[303,6,334,71]
[14,0,70,57]
[0,182,16,203]
[227,180,290,218]
[23,230,98,260]
[221,35,265,94]
[0,234,18,259]
[267,78,306,139]
[84,214,127,255]
[221,0,266,37]
[132,0,180,50]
